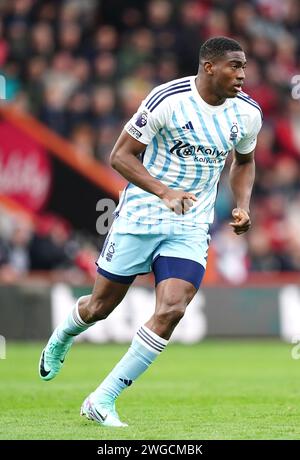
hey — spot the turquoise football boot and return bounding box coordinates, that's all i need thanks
[39,331,73,381]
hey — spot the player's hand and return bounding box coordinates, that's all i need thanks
[229,208,251,235]
[160,189,197,215]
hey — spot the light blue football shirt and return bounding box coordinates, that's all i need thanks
[116,76,262,231]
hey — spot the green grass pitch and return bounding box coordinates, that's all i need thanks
[0,340,300,440]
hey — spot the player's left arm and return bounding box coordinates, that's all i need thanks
[229,149,255,235]
[229,106,262,235]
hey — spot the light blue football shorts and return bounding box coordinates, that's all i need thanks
[96,216,210,289]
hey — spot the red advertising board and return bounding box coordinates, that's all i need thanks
[0,121,52,212]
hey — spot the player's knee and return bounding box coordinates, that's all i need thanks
[84,297,111,322]
[155,301,186,327]
[78,295,91,310]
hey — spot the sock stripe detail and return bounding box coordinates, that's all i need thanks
[72,309,85,328]
[73,296,93,327]
[140,326,167,348]
[139,327,165,350]
[136,331,164,353]
[137,328,166,352]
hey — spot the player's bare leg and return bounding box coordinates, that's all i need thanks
[39,274,130,381]
[145,278,197,339]
[86,277,197,427]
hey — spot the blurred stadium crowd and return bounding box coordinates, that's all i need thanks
[0,210,98,283]
[1,0,300,282]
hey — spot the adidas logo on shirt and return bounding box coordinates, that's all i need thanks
[182,121,194,130]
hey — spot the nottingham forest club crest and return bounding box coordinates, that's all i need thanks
[230,123,239,141]
[105,242,115,262]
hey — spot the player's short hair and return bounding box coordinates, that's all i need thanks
[199,37,243,62]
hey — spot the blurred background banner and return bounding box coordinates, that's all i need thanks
[1,282,300,342]
[0,0,300,339]
[0,119,52,212]
[0,106,125,235]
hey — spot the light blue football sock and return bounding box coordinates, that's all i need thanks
[55,296,95,343]
[92,325,169,403]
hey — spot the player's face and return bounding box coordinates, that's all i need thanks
[212,51,246,98]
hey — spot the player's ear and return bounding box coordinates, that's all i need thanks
[203,61,213,75]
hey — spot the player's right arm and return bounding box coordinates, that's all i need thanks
[110,130,167,200]
[110,129,196,215]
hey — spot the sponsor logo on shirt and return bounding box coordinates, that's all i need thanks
[127,123,142,139]
[170,140,231,163]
